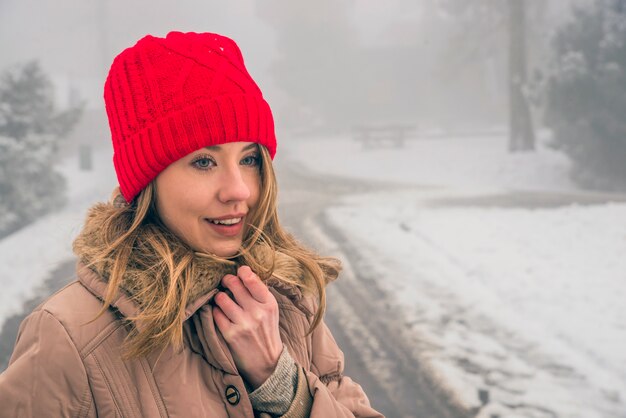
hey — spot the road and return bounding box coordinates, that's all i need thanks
[274,155,626,418]
[274,157,472,418]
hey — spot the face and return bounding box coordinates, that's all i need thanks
[155,141,261,257]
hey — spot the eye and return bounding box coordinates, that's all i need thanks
[241,154,260,167]
[191,155,215,170]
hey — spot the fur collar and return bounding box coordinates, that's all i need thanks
[73,202,316,319]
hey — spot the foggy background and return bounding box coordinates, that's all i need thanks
[0,1,585,139]
[1,1,626,417]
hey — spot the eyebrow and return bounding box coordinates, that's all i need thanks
[204,143,258,152]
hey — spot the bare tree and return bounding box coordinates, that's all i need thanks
[436,0,546,150]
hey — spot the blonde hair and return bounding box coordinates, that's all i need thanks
[73,145,341,359]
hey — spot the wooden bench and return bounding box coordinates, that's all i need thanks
[352,124,418,149]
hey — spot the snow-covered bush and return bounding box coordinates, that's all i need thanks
[0,61,82,237]
[543,0,626,190]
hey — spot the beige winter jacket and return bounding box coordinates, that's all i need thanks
[0,262,383,417]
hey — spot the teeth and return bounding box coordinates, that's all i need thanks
[209,217,241,225]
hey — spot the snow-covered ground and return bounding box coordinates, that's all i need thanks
[280,132,577,193]
[1,131,624,417]
[284,133,626,418]
[0,145,116,327]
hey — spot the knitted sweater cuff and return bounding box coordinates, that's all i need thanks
[280,365,314,418]
[248,345,298,415]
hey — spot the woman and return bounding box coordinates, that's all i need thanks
[0,32,383,417]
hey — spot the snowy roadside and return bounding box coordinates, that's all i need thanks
[284,133,626,418]
[280,131,576,193]
[322,192,626,418]
[0,146,116,331]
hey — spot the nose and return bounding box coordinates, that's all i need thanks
[217,163,251,203]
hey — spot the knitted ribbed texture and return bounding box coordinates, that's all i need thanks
[280,366,314,418]
[248,345,299,415]
[104,31,277,202]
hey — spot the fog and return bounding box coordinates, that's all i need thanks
[0,0,580,133]
[0,0,273,109]
[2,2,625,417]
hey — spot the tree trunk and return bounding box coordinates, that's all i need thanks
[508,0,535,152]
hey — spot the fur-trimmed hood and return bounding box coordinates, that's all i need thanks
[73,202,317,324]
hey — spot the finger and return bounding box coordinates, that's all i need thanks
[221,274,256,309]
[213,291,244,324]
[212,305,232,334]
[237,265,272,303]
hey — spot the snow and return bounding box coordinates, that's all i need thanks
[280,131,576,192]
[0,145,116,327]
[284,133,626,417]
[1,129,624,417]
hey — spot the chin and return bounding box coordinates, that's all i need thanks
[207,244,241,258]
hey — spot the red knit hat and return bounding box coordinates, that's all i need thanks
[104,31,276,202]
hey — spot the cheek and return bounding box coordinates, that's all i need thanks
[155,173,199,231]
[247,174,262,205]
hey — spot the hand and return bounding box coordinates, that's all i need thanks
[212,265,283,390]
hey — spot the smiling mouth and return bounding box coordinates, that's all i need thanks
[204,217,245,237]
[206,217,243,226]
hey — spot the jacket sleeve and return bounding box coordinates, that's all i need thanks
[0,308,94,418]
[303,318,385,418]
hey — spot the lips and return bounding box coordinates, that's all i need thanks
[208,212,247,221]
[207,217,242,225]
[204,216,245,237]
